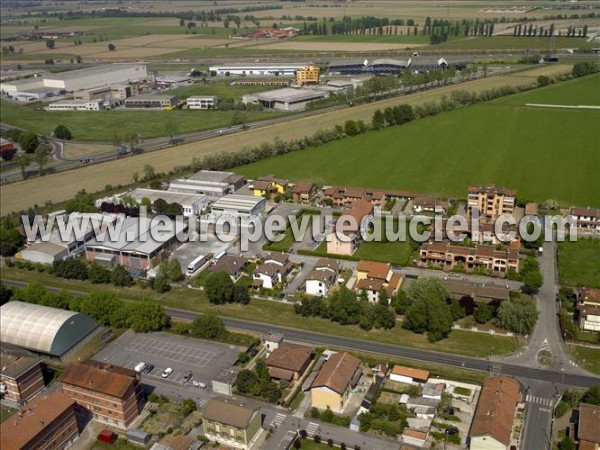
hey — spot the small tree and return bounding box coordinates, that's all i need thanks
[111,265,134,287]
[45,39,55,49]
[34,144,51,176]
[191,314,226,339]
[14,154,30,179]
[19,132,39,153]
[204,272,234,304]
[108,43,116,51]
[473,302,493,324]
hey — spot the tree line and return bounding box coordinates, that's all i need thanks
[0,282,170,332]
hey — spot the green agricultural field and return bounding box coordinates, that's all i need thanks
[237,74,600,207]
[433,36,587,50]
[294,34,430,44]
[0,100,285,142]
[558,238,600,288]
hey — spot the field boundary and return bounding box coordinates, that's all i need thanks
[526,103,600,110]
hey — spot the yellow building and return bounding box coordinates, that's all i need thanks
[252,175,287,197]
[202,397,262,450]
[296,64,320,85]
[310,352,361,413]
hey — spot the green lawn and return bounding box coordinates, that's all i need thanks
[0,100,285,141]
[558,239,600,288]
[236,75,600,207]
[1,267,520,358]
[433,36,587,50]
[0,406,17,423]
[569,345,600,376]
[298,440,338,450]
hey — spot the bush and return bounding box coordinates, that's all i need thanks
[555,401,570,418]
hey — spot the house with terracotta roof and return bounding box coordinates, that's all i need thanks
[412,196,449,215]
[402,428,429,447]
[327,200,373,256]
[310,352,362,413]
[578,403,600,450]
[420,242,520,274]
[321,185,413,208]
[0,390,79,450]
[578,288,600,332]
[60,360,142,429]
[265,343,312,382]
[355,260,403,303]
[389,365,430,385]
[202,397,262,450]
[0,348,44,405]
[469,376,521,450]
[292,182,317,203]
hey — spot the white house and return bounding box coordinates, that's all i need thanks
[305,270,336,297]
[252,263,282,290]
[187,95,218,109]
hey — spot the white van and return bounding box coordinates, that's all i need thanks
[134,362,147,373]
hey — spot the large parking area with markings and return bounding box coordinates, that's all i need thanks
[95,331,243,404]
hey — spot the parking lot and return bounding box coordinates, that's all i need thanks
[95,331,243,404]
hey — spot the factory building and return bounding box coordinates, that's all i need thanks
[46,100,105,111]
[242,87,328,111]
[124,94,179,109]
[124,188,211,217]
[327,58,409,75]
[210,194,266,219]
[209,64,307,77]
[169,170,245,197]
[73,84,134,102]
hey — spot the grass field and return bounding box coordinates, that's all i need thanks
[569,345,600,376]
[558,239,600,288]
[0,64,575,215]
[237,74,600,207]
[0,100,284,142]
[434,36,587,50]
[1,268,521,358]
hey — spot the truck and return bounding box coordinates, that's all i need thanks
[187,254,210,276]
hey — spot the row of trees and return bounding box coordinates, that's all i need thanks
[204,272,251,305]
[295,286,397,332]
[51,259,135,286]
[512,23,588,38]
[2,282,169,332]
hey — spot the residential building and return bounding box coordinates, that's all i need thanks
[252,175,287,197]
[569,207,600,234]
[210,194,266,219]
[578,288,600,332]
[422,382,445,400]
[412,196,449,215]
[291,182,317,203]
[264,252,291,268]
[202,397,262,450]
[442,279,511,303]
[124,94,179,109]
[467,185,516,219]
[389,366,430,385]
[265,343,312,382]
[327,199,373,255]
[209,255,249,282]
[469,376,521,450]
[263,332,284,354]
[355,260,402,302]
[305,269,336,297]
[578,403,600,450]
[252,263,282,290]
[123,188,211,217]
[419,242,520,274]
[310,352,362,413]
[242,88,328,111]
[47,100,104,111]
[187,95,218,109]
[169,170,245,197]
[85,217,183,269]
[322,186,386,208]
[0,348,44,405]
[60,360,142,429]
[0,302,99,358]
[0,390,79,450]
[295,64,320,85]
[580,288,600,307]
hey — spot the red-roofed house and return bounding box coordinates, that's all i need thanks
[327,200,373,256]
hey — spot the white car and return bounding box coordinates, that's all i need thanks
[193,380,206,388]
[161,367,173,378]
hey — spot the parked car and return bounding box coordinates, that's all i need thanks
[182,372,193,384]
[193,380,207,388]
[134,362,147,373]
[161,368,173,378]
[445,427,459,435]
[143,364,154,374]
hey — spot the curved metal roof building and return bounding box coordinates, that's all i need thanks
[0,301,99,357]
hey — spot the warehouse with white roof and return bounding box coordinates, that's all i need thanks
[210,194,266,218]
[0,302,99,358]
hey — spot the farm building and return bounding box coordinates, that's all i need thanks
[0,302,99,358]
[84,216,184,269]
[209,194,266,219]
[123,188,211,217]
[242,87,328,111]
[0,64,146,94]
[169,170,245,197]
[124,94,179,109]
[187,95,218,109]
[209,63,306,77]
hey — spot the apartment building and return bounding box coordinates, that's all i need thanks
[327,199,373,256]
[60,360,142,429]
[187,95,219,109]
[295,64,320,85]
[202,397,262,450]
[467,185,516,219]
[420,242,520,274]
[321,185,412,208]
[0,349,45,405]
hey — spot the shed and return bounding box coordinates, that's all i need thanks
[125,429,151,445]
